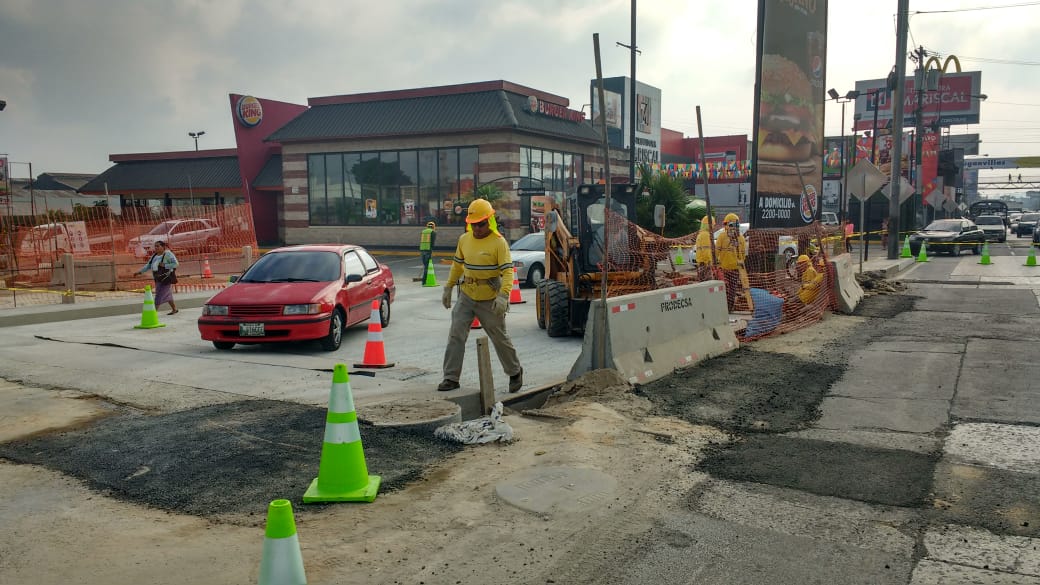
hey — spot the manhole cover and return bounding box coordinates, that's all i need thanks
[495,466,617,515]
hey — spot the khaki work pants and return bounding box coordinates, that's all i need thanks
[442,291,521,383]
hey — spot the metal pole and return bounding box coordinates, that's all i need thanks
[593,33,612,370]
[696,106,718,265]
[914,47,927,228]
[105,182,116,290]
[889,0,911,259]
[860,173,866,273]
[865,92,881,262]
[629,0,637,183]
[839,101,846,223]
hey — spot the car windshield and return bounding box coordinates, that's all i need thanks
[924,220,962,232]
[1022,214,1040,222]
[511,233,544,251]
[145,221,177,235]
[239,251,341,283]
[975,216,1004,225]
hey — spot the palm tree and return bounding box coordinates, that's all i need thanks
[634,163,698,237]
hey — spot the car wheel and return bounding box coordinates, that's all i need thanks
[320,309,344,351]
[527,263,545,287]
[379,293,391,327]
[213,341,235,350]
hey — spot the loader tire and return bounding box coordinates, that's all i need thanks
[544,280,571,338]
[535,280,548,329]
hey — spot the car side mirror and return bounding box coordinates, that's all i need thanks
[345,274,363,283]
[228,275,239,283]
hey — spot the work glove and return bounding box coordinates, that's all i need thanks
[442,286,453,310]
[492,294,509,317]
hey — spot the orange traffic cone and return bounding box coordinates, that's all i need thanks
[509,267,526,304]
[354,299,394,368]
[202,257,213,279]
[471,316,482,329]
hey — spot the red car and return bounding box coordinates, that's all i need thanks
[198,244,395,351]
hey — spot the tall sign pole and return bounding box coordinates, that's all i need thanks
[593,33,612,370]
[629,0,637,184]
[888,0,911,259]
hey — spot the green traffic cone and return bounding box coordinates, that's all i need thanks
[422,259,438,287]
[978,242,992,265]
[674,246,685,265]
[916,242,929,263]
[257,499,307,585]
[133,285,166,329]
[1025,246,1037,267]
[900,235,912,258]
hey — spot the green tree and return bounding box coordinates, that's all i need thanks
[634,163,698,237]
[475,183,504,203]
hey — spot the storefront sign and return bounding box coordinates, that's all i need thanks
[236,95,264,128]
[526,95,585,123]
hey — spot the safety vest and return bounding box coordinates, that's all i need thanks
[419,228,434,251]
[694,230,714,264]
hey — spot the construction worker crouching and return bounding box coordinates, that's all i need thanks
[418,221,437,283]
[438,199,523,393]
[714,213,747,311]
[795,254,824,305]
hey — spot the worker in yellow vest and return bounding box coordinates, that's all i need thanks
[715,213,747,310]
[418,221,437,283]
[694,216,715,280]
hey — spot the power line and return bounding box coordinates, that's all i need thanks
[913,1,1040,14]
[956,55,1040,66]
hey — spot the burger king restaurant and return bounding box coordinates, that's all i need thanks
[82,81,631,248]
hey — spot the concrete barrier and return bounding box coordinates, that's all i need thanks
[569,280,738,385]
[829,253,864,314]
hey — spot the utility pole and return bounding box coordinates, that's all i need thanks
[912,45,930,226]
[617,0,638,183]
[888,0,911,259]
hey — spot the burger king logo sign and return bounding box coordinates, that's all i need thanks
[236,95,263,128]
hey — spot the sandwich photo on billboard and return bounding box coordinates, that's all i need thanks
[757,53,818,194]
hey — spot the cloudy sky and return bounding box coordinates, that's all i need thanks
[2,0,1038,192]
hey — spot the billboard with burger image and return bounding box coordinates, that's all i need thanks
[751,0,828,229]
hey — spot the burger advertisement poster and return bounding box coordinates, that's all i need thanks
[751,0,828,229]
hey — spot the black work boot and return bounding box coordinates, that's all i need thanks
[437,379,460,392]
[508,368,523,393]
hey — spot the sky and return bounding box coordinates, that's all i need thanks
[2,0,1039,196]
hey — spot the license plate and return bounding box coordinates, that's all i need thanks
[239,322,265,336]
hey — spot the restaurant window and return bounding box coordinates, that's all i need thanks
[399,150,419,225]
[307,154,328,225]
[419,149,440,225]
[359,152,380,226]
[326,154,344,224]
[380,151,401,224]
[343,153,362,224]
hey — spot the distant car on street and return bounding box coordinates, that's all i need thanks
[197,244,395,351]
[1015,213,1040,238]
[821,212,839,227]
[974,215,1007,243]
[510,232,546,287]
[908,219,985,256]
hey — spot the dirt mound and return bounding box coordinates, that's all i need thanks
[543,369,633,407]
[855,270,906,296]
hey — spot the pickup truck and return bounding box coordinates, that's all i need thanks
[18,221,124,257]
[127,218,221,258]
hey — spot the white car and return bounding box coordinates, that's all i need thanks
[127,219,221,258]
[974,215,1006,243]
[510,232,546,287]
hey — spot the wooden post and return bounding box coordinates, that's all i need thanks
[476,336,495,415]
[242,245,253,273]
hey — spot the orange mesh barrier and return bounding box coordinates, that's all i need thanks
[0,203,257,303]
[593,208,843,342]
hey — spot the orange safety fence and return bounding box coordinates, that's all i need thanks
[593,208,845,342]
[0,203,257,308]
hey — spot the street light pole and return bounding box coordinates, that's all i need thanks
[189,130,206,151]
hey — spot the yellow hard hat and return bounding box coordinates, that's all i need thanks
[724,213,740,225]
[797,254,811,264]
[700,217,710,231]
[466,199,495,223]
